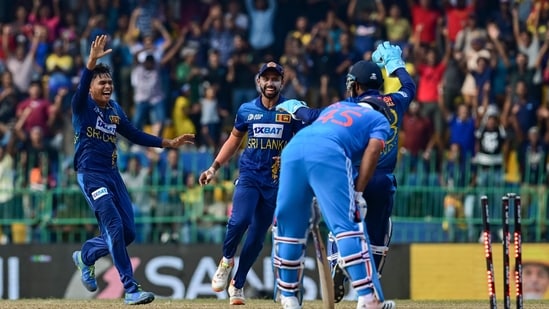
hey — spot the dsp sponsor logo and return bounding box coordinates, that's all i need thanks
[247,114,263,121]
[96,117,116,135]
[252,124,283,138]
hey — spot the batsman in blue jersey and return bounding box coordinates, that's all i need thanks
[70,35,194,305]
[198,61,304,305]
[277,41,416,303]
[273,96,395,309]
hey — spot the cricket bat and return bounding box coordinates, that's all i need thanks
[310,201,335,309]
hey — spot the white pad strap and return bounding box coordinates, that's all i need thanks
[334,231,366,268]
[335,231,364,241]
[327,232,338,262]
[274,235,308,245]
[276,279,301,294]
[272,231,307,296]
[370,245,389,256]
[334,230,374,293]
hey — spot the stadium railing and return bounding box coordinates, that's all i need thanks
[0,150,547,244]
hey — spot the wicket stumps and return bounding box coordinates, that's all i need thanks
[481,195,497,309]
[481,194,523,309]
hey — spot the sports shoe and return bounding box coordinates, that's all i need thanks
[280,295,301,309]
[72,251,97,292]
[332,263,347,303]
[357,295,396,309]
[228,280,245,305]
[124,287,155,305]
[212,259,234,292]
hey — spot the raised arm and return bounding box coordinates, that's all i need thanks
[535,31,549,68]
[393,68,417,100]
[125,7,141,42]
[2,25,12,59]
[374,0,386,22]
[71,35,112,111]
[511,5,522,47]
[52,0,61,20]
[487,23,510,68]
[160,26,188,66]
[440,28,452,66]
[202,3,223,33]
[27,25,43,59]
[86,35,112,76]
[47,87,67,129]
[28,0,40,24]
[347,0,357,20]
[152,19,173,53]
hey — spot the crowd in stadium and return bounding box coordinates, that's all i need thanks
[1,0,549,244]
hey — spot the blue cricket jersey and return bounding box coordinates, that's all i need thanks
[72,68,163,173]
[291,101,390,165]
[235,96,304,186]
[295,68,416,174]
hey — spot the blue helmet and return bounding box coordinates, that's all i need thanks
[346,60,384,91]
[358,95,395,125]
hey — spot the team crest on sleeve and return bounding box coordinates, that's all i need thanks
[92,187,108,200]
[275,114,291,123]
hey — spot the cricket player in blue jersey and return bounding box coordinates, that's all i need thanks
[70,35,194,305]
[277,41,416,302]
[198,61,304,305]
[273,96,395,309]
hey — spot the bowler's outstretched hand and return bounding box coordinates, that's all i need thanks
[164,133,195,148]
[89,34,112,60]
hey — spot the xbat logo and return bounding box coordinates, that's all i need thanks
[252,124,283,138]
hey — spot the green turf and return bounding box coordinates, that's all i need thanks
[0,299,547,308]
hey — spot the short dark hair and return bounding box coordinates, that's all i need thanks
[91,63,112,80]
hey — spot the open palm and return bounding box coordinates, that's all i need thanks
[89,34,112,60]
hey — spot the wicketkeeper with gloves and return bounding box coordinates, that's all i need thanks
[277,41,416,306]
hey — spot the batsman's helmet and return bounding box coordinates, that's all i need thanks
[346,60,384,92]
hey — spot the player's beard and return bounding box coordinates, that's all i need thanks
[261,84,280,99]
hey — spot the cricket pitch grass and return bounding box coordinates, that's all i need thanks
[1,299,548,308]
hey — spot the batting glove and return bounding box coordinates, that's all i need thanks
[309,197,322,228]
[353,191,367,223]
[276,99,308,120]
[374,41,405,76]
